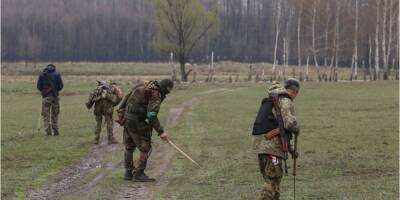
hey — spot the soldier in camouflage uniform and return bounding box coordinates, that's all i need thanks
[117,79,173,182]
[86,81,123,144]
[37,64,64,136]
[253,79,300,200]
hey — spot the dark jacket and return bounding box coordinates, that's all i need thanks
[37,67,64,97]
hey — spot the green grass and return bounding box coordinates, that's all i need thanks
[1,74,229,199]
[2,70,398,200]
[2,61,363,81]
[154,81,399,199]
[1,93,93,199]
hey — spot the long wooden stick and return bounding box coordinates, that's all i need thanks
[167,140,200,167]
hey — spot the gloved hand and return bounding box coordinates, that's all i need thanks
[115,109,126,126]
[159,132,169,141]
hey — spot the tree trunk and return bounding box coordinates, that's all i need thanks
[354,0,359,80]
[312,0,321,81]
[248,65,253,81]
[369,36,372,76]
[334,1,340,79]
[350,55,355,81]
[297,2,303,74]
[192,64,197,83]
[375,0,380,80]
[272,1,281,78]
[262,67,265,81]
[179,57,187,82]
[382,0,388,80]
[171,52,177,82]
[324,2,330,81]
[306,56,310,81]
[386,0,394,77]
[210,51,214,81]
[283,38,287,79]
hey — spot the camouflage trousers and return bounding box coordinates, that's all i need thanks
[258,154,283,200]
[123,122,152,172]
[41,96,60,135]
[94,114,114,140]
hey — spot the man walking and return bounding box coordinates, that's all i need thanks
[252,79,301,200]
[117,79,173,182]
[86,81,123,144]
[37,64,64,136]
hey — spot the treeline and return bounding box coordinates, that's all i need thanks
[2,0,399,74]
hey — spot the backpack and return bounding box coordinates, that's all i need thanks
[252,97,279,135]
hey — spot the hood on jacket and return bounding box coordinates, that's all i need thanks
[44,64,56,73]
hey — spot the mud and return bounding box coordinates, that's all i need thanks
[26,138,117,200]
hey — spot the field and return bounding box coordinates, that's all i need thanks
[1,63,399,200]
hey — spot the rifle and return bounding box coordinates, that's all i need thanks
[271,94,291,175]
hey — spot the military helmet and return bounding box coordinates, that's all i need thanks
[159,79,174,95]
[284,78,300,92]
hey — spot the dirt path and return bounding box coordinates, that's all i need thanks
[26,136,120,200]
[26,88,229,200]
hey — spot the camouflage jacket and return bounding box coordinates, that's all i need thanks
[118,81,164,135]
[253,81,300,157]
[87,85,123,116]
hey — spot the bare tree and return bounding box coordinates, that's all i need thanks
[312,0,321,81]
[368,36,372,76]
[170,52,177,81]
[272,1,281,79]
[333,0,341,80]
[374,0,381,80]
[352,0,359,80]
[385,0,394,77]
[382,0,388,79]
[153,0,219,82]
[297,0,303,79]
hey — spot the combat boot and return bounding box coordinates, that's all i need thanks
[93,137,100,144]
[53,129,59,136]
[124,169,133,180]
[46,129,52,136]
[134,170,155,182]
[108,136,119,144]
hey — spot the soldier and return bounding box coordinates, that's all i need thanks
[86,81,123,144]
[117,79,173,182]
[252,79,300,200]
[37,64,64,136]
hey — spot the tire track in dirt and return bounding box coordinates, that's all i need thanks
[26,137,119,200]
